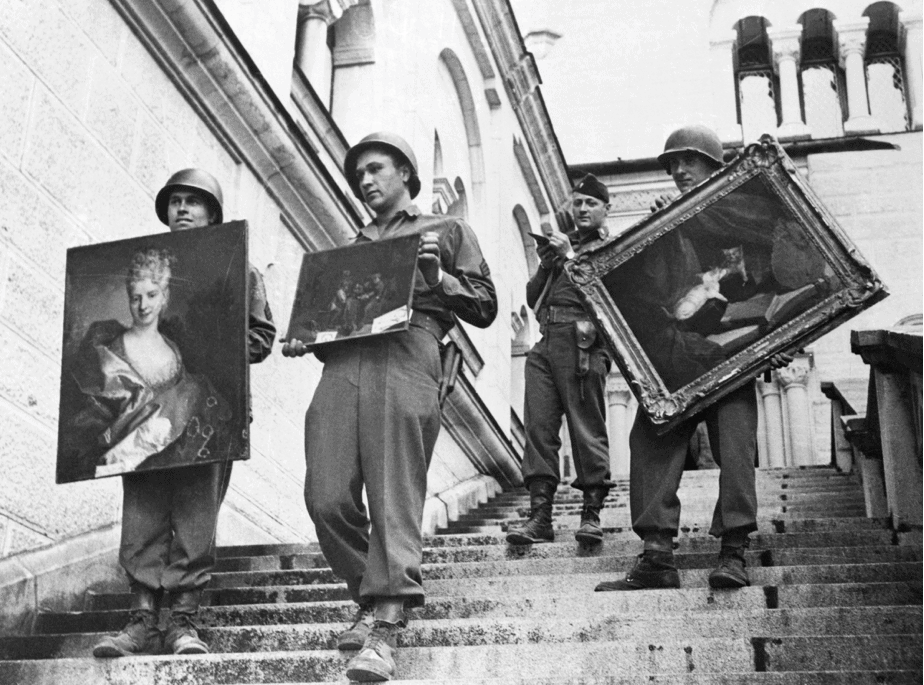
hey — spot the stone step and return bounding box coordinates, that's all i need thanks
[424,517,890,547]
[210,531,897,573]
[35,581,921,636]
[458,498,869,521]
[490,488,865,507]
[492,481,864,502]
[224,675,922,685]
[210,517,890,561]
[444,509,871,534]
[202,545,920,589]
[1,635,919,683]
[4,606,920,660]
[77,561,922,618]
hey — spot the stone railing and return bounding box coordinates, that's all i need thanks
[826,317,923,530]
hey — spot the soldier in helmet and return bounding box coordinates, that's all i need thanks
[505,173,613,548]
[594,126,790,593]
[283,132,497,682]
[92,169,275,658]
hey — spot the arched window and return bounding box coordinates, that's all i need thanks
[864,2,911,132]
[512,205,540,278]
[735,16,779,141]
[799,9,845,138]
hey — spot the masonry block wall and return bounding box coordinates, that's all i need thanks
[806,132,924,379]
[0,0,322,559]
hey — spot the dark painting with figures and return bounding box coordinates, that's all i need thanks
[286,234,419,347]
[56,222,249,483]
[566,136,887,432]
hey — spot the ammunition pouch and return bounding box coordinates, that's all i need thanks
[574,320,598,379]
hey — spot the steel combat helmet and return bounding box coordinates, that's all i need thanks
[344,132,421,200]
[657,125,725,175]
[155,168,224,225]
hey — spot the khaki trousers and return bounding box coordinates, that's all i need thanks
[304,326,442,608]
[629,383,759,540]
[119,461,232,593]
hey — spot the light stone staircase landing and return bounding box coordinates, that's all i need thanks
[0,465,920,683]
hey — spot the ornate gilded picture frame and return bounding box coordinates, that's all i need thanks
[56,222,250,483]
[566,136,888,433]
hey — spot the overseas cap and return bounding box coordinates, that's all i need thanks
[572,173,609,204]
[344,131,421,200]
[657,125,725,175]
[155,168,224,225]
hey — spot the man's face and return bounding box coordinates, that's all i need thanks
[354,149,410,215]
[668,152,717,194]
[571,192,609,233]
[167,190,214,231]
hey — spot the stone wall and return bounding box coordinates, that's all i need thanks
[0,0,326,556]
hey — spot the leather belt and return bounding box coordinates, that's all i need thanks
[410,310,447,341]
[537,305,590,325]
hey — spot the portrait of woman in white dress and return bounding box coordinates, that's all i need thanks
[60,248,231,480]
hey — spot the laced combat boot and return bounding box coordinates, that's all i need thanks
[505,478,557,545]
[337,602,375,650]
[594,549,681,591]
[164,589,209,655]
[92,585,163,657]
[708,538,751,589]
[574,486,608,545]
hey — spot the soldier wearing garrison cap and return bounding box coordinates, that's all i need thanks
[594,125,791,594]
[506,173,614,549]
[92,169,275,659]
[284,132,497,682]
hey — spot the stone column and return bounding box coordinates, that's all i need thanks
[296,0,350,107]
[709,29,743,145]
[606,375,632,478]
[768,26,811,140]
[757,379,786,468]
[900,10,923,129]
[834,18,881,135]
[777,362,813,466]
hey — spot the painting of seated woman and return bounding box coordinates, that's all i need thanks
[57,222,249,483]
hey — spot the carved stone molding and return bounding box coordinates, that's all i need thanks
[299,0,359,24]
[768,26,803,71]
[776,363,810,389]
[834,18,870,68]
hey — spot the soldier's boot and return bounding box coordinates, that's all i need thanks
[164,589,209,655]
[574,486,609,545]
[594,549,681,591]
[505,478,557,545]
[337,602,375,650]
[92,585,163,657]
[345,598,405,682]
[709,537,751,589]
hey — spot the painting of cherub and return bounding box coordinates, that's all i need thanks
[57,223,249,483]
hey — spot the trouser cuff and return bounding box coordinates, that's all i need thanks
[642,531,674,553]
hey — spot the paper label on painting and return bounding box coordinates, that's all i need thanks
[372,306,409,333]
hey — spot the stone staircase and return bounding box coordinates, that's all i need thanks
[0,465,920,683]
